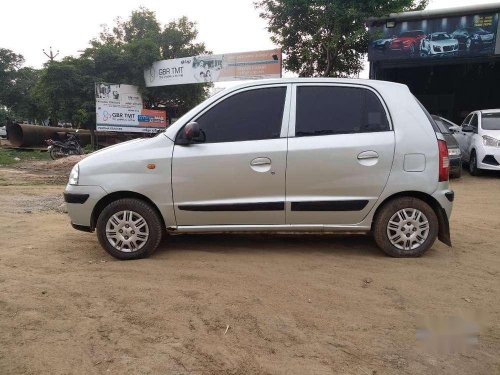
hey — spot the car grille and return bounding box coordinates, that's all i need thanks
[443,45,454,52]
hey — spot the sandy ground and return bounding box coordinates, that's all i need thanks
[0,162,499,375]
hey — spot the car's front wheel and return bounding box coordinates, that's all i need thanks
[373,197,438,257]
[468,151,481,176]
[96,198,163,260]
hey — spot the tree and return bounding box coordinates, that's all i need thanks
[0,49,45,122]
[255,0,428,77]
[33,57,95,126]
[84,8,210,116]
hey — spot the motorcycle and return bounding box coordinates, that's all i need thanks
[46,132,83,160]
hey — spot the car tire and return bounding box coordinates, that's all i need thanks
[96,198,163,260]
[468,151,481,176]
[373,197,438,258]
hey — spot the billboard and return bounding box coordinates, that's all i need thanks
[368,12,499,61]
[95,83,167,133]
[144,48,282,87]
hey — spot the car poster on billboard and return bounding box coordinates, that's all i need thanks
[368,12,499,61]
[95,83,167,133]
[144,48,282,87]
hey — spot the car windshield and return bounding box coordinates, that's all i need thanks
[431,116,451,134]
[482,113,500,130]
[432,33,451,40]
[400,31,422,37]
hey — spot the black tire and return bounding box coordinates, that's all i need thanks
[96,198,163,260]
[49,147,64,160]
[373,197,438,257]
[468,151,481,176]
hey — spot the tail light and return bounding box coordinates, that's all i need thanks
[438,139,449,182]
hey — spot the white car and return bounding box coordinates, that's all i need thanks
[421,32,459,55]
[0,126,6,138]
[452,109,500,175]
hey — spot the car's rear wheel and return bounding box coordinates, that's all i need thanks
[373,197,438,257]
[96,198,163,260]
[468,151,481,176]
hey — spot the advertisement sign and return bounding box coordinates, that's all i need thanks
[144,48,282,87]
[368,13,499,61]
[95,83,167,133]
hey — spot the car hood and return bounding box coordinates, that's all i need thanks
[393,36,420,43]
[77,135,174,186]
[431,39,458,46]
[482,129,500,139]
[475,30,493,36]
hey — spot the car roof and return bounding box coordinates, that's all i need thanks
[480,109,500,114]
[214,78,408,92]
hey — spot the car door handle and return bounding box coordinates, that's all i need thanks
[357,151,379,160]
[250,157,271,166]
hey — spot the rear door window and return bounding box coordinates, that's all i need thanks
[295,86,390,136]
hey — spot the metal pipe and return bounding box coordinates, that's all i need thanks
[6,123,90,147]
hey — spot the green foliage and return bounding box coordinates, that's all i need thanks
[256,0,428,77]
[85,8,210,115]
[0,7,210,126]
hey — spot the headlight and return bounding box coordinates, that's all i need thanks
[69,164,80,185]
[482,135,500,147]
[448,148,461,156]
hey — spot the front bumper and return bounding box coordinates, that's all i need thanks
[64,184,108,229]
[477,147,500,171]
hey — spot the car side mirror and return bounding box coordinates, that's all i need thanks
[177,122,206,145]
[462,125,473,133]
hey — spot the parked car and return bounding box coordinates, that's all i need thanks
[64,78,453,260]
[372,36,396,52]
[453,109,500,175]
[432,115,462,178]
[390,30,425,55]
[421,33,459,55]
[0,126,6,138]
[451,27,495,51]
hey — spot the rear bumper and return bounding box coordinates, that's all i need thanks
[432,186,454,247]
[449,156,462,175]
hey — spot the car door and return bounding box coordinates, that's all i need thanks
[455,113,472,157]
[171,84,290,226]
[466,113,479,159]
[285,84,395,226]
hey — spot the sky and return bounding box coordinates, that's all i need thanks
[0,0,498,80]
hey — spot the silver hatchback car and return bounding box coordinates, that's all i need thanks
[64,78,453,259]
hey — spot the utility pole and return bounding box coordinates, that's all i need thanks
[42,46,60,62]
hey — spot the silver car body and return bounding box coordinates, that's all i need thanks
[65,78,452,239]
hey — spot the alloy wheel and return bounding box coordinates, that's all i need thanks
[105,210,149,252]
[386,208,430,251]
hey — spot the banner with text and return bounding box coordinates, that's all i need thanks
[95,83,167,133]
[144,48,282,87]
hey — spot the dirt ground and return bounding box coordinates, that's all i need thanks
[0,159,499,375]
